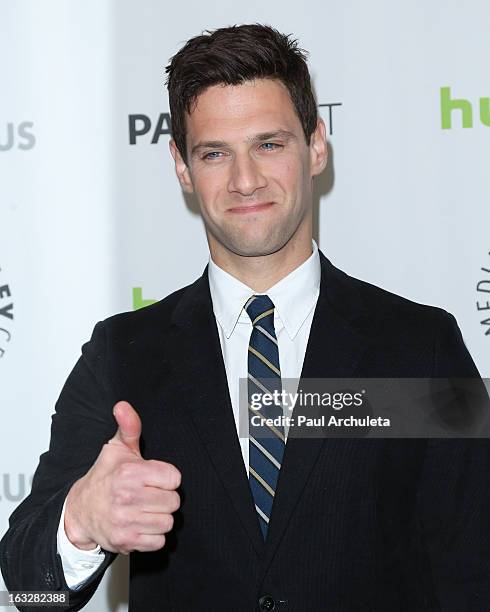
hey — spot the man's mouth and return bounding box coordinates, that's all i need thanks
[227,202,275,214]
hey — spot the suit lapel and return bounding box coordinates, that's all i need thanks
[170,270,265,557]
[261,251,371,570]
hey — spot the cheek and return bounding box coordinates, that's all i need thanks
[192,171,224,204]
[193,164,229,193]
[273,161,303,196]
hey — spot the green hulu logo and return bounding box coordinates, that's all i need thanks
[133,287,156,310]
[441,87,490,129]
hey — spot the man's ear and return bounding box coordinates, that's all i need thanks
[169,139,194,193]
[309,118,328,178]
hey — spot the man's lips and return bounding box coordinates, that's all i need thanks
[227,202,275,214]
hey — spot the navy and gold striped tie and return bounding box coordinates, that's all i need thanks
[245,294,285,538]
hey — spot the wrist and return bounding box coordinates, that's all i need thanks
[64,479,98,550]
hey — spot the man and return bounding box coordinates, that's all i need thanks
[1,24,489,612]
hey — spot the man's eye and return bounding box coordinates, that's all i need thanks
[260,142,282,151]
[203,151,223,160]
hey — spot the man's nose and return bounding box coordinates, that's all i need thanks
[227,153,267,196]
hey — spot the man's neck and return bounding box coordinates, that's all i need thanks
[209,233,313,292]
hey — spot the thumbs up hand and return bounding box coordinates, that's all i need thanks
[64,401,181,554]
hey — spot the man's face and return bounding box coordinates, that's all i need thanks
[170,78,327,259]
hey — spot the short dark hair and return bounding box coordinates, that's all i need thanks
[165,23,318,165]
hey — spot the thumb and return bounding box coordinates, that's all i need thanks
[111,401,142,456]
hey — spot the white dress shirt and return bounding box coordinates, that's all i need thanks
[57,240,321,589]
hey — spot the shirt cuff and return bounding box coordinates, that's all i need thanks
[56,497,105,590]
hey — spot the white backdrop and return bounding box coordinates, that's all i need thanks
[1,1,489,609]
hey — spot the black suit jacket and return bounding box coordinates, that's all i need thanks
[1,251,490,612]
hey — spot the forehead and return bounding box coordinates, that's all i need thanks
[186,79,302,142]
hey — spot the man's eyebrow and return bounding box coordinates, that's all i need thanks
[190,130,296,157]
[248,130,296,144]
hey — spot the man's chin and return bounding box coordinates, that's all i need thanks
[222,236,289,258]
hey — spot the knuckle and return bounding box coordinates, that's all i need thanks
[163,465,181,489]
[149,460,181,489]
[169,466,182,489]
[111,508,131,529]
[113,488,135,506]
[110,530,130,550]
[167,490,180,512]
[162,514,174,533]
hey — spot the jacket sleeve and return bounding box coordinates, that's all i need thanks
[416,310,490,610]
[0,322,118,611]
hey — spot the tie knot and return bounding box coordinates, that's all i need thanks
[244,294,275,326]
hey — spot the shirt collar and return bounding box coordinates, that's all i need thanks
[208,240,321,340]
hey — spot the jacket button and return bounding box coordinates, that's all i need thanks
[259,595,276,611]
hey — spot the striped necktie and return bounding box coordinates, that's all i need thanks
[245,294,285,538]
